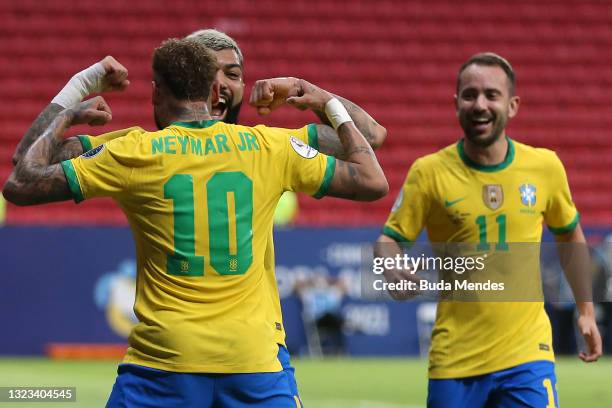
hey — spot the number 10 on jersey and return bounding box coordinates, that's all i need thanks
[163,172,254,277]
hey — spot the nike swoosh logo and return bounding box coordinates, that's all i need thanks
[444,197,466,208]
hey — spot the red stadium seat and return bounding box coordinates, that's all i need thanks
[2,0,612,227]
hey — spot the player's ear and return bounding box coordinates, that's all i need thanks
[152,81,162,106]
[508,95,520,118]
[454,94,459,116]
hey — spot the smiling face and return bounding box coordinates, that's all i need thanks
[211,48,245,124]
[455,64,519,148]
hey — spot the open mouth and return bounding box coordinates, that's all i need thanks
[212,95,228,120]
[471,117,493,132]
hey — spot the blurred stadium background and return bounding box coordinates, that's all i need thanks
[1,0,612,406]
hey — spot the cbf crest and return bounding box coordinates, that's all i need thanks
[519,183,536,207]
[482,185,503,210]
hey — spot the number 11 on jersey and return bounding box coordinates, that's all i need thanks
[475,214,508,251]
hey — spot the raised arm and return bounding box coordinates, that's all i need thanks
[3,97,113,206]
[249,77,387,158]
[50,137,92,163]
[11,56,129,165]
[286,79,388,201]
[313,95,386,149]
[13,104,64,165]
[326,121,388,200]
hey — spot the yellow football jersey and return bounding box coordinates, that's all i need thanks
[384,138,579,379]
[78,125,318,348]
[77,126,145,152]
[62,120,335,373]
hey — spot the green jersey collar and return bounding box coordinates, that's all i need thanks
[171,119,219,129]
[457,137,515,173]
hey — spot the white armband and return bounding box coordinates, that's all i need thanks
[324,98,353,130]
[51,62,106,108]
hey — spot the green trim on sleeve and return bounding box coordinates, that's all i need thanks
[307,124,319,150]
[313,156,336,199]
[548,212,580,235]
[60,160,85,203]
[382,226,412,243]
[77,135,93,152]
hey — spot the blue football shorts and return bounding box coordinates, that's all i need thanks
[427,360,558,408]
[106,345,302,408]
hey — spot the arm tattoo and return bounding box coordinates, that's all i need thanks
[7,112,74,204]
[314,95,380,149]
[316,124,346,159]
[10,163,70,204]
[327,160,359,200]
[316,125,375,159]
[346,161,358,181]
[12,103,64,165]
[336,96,377,146]
[314,108,331,126]
[346,146,374,156]
[50,138,85,163]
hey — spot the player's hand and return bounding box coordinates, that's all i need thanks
[577,313,602,362]
[249,77,300,115]
[99,56,130,92]
[383,267,421,300]
[286,79,334,112]
[67,96,112,127]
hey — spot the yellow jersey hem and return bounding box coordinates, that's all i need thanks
[428,355,555,379]
[122,354,283,374]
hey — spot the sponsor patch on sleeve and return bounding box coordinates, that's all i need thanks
[81,144,105,159]
[391,189,404,212]
[290,136,318,159]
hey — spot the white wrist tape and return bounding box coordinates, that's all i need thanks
[324,98,353,130]
[51,62,106,108]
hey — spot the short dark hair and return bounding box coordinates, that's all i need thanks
[152,38,219,101]
[457,52,516,95]
[186,29,244,67]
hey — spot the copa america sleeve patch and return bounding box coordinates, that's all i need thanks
[391,189,404,212]
[290,136,318,159]
[81,144,105,159]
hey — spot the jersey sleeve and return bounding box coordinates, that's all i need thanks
[303,124,320,149]
[278,129,335,198]
[60,130,147,203]
[382,159,430,243]
[77,126,145,152]
[267,124,319,148]
[543,153,580,234]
